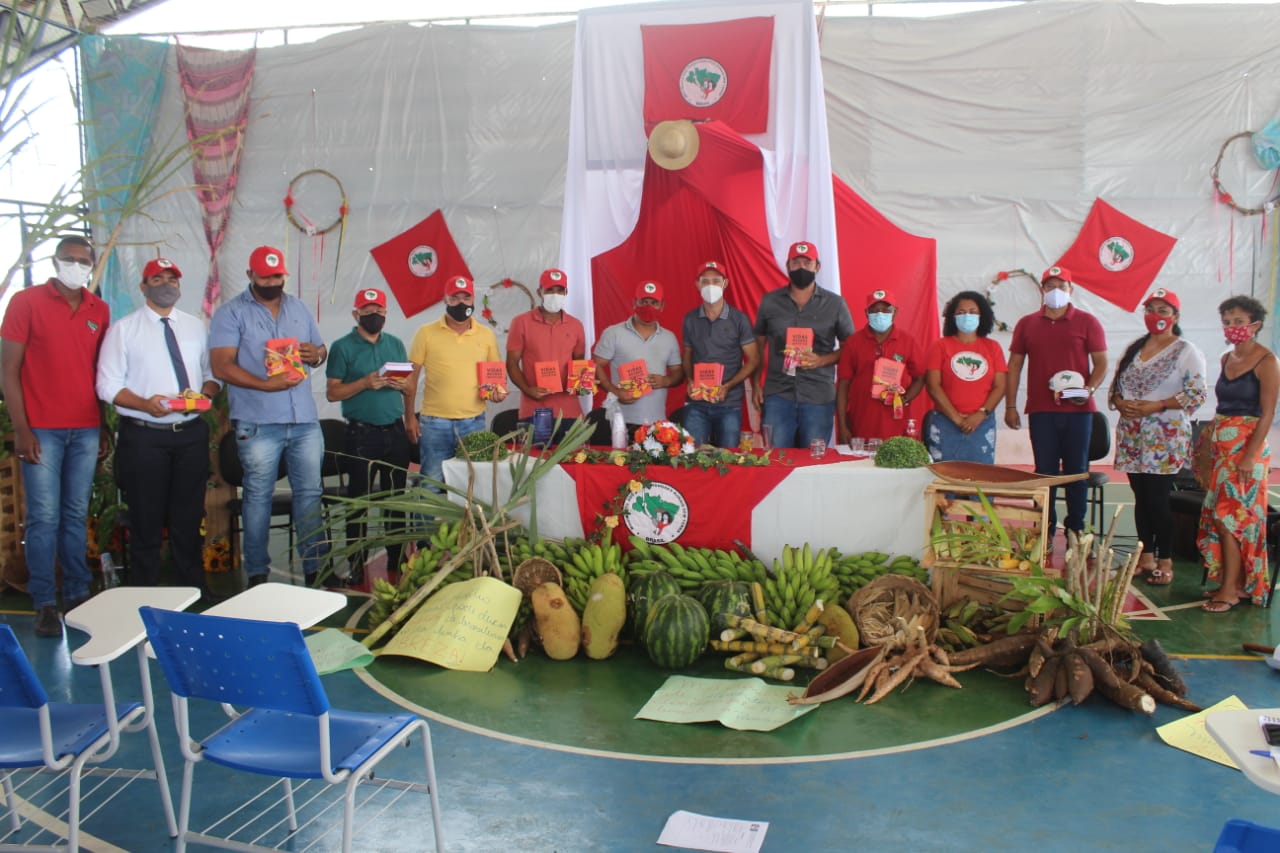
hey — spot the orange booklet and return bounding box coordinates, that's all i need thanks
[784,327,814,352]
[617,359,652,397]
[265,338,306,380]
[567,359,596,395]
[534,361,563,393]
[689,362,724,402]
[871,356,907,398]
[476,361,507,400]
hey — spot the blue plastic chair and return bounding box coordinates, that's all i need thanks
[0,623,145,851]
[139,607,445,853]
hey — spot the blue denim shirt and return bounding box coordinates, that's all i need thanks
[209,286,324,424]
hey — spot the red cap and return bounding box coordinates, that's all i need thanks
[249,246,288,277]
[1041,265,1073,285]
[539,269,568,290]
[1143,287,1180,312]
[354,287,387,309]
[142,257,181,280]
[697,261,727,280]
[446,275,475,297]
[788,241,819,262]
[635,280,664,301]
[865,288,895,308]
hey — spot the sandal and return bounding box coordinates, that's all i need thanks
[1203,598,1241,613]
[1145,568,1174,586]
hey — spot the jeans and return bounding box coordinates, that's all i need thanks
[22,427,98,608]
[761,396,834,449]
[682,402,742,448]
[234,420,328,580]
[418,414,486,487]
[924,409,997,464]
[1129,472,1175,559]
[343,421,410,575]
[1028,411,1093,532]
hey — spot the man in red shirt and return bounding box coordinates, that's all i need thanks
[1004,266,1109,535]
[0,235,110,637]
[505,268,587,441]
[836,289,926,443]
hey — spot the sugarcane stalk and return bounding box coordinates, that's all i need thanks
[751,582,769,626]
[725,651,761,668]
[750,654,805,673]
[722,659,794,681]
[789,624,826,652]
[791,655,829,670]
[711,639,792,655]
[725,614,801,644]
[719,628,749,642]
[790,600,824,637]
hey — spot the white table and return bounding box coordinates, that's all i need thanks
[65,585,203,837]
[443,456,934,561]
[201,581,346,627]
[1206,709,1280,796]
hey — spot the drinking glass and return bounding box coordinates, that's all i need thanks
[850,437,865,454]
[761,424,774,450]
[809,438,827,459]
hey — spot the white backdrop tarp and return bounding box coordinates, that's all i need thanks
[101,2,1280,462]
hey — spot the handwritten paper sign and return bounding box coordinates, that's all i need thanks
[534,361,563,392]
[1156,694,1247,768]
[305,628,375,675]
[378,577,521,672]
[635,675,816,732]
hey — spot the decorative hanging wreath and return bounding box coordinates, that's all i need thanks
[1211,131,1280,216]
[284,168,348,235]
[481,277,536,332]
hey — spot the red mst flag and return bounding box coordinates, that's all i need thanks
[641,17,773,133]
[369,210,473,317]
[1053,198,1178,312]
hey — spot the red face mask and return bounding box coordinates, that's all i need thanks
[635,305,661,323]
[1224,323,1255,345]
[1144,314,1172,336]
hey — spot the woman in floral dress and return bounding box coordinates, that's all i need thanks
[1197,295,1279,611]
[1109,289,1206,586]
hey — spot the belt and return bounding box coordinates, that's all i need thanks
[123,416,200,432]
[348,420,401,431]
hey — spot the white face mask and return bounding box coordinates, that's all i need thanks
[700,284,724,304]
[541,293,566,313]
[55,258,92,289]
[1043,288,1070,310]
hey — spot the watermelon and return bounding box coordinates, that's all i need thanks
[698,580,753,631]
[627,570,682,642]
[642,594,710,670]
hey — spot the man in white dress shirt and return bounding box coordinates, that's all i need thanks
[97,258,220,595]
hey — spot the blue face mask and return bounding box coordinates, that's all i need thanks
[955,314,980,334]
[867,312,894,333]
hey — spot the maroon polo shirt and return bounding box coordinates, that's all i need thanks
[1,280,109,428]
[1008,304,1106,414]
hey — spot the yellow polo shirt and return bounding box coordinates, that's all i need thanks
[409,317,501,419]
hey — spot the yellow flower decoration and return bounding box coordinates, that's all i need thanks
[628,479,643,492]
[604,515,619,528]
[612,452,627,466]
[573,451,588,463]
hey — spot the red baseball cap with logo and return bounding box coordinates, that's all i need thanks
[788,241,819,262]
[354,288,387,309]
[249,246,288,277]
[539,269,568,291]
[865,289,895,308]
[142,257,182,280]
[1143,287,1180,312]
[446,275,475,297]
[696,261,727,280]
[635,280,664,301]
[1041,265,1074,285]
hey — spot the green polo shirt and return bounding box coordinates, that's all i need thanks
[325,327,408,425]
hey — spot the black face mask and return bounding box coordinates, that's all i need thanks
[445,302,474,322]
[788,268,816,289]
[252,283,284,302]
[358,314,386,334]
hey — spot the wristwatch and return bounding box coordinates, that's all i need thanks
[978,406,989,415]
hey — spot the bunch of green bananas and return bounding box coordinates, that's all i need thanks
[936,598,1015,652]
[365,521,471,630]
[830,550,928,604]
[558,538,627,612]
[624,536,768,591]
[761,543,841,631]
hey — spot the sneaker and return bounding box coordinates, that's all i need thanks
[34,606,63,637]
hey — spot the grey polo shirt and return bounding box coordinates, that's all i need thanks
[681,302,755,408]
[593,317,682,424]
[753,285,855,404]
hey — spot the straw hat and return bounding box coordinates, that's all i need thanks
[647,120,700,171]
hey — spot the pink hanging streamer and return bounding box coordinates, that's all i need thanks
[176,42,257,317]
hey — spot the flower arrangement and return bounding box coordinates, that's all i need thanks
[633,420,696,461]
[203,537,235,573]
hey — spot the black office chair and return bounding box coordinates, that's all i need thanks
[1054,410,1111,533]
[490,408,521,438]
[585,407,612,447]
[217,431,294,564]
[319,418,350,502]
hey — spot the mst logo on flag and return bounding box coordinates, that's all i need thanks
[641,16,774,133]
[369,209,472,317]
[1054,198,1177,312]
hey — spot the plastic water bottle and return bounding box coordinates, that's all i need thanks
[605,393,628,449]
[100,553,119,589]
[906,418,919,440]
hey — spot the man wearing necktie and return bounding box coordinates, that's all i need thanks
[97,258,221,596]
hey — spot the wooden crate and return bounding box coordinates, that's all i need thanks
[0,453,27,591]
[922,481,1049,608]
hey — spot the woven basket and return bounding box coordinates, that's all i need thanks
[512,557,562,597]
[848,575,939,647]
